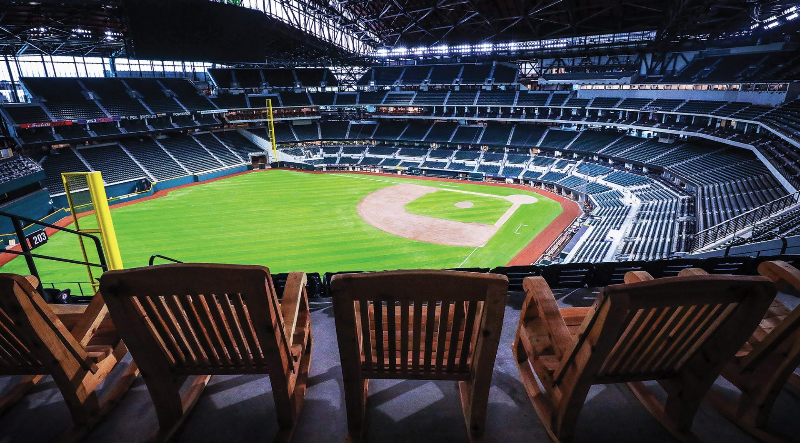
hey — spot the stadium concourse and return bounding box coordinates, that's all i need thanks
[1,0,800,442]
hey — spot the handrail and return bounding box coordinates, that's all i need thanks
[0,210,108,294]
[692,191,800,251]
[148,254,183,266]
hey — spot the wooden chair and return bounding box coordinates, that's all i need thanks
[0,274,138,442]
[99,263,312,442]
[512,269,777,443]
[330,270,508,442]
[702,261,800,442]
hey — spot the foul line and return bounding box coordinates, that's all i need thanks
[458,246,481,268]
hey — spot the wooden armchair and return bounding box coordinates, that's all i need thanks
[330,270,508,442]
[702,261,800,442]
[99,263,312,443]
[512,270,776,443]
[0,274,138,442]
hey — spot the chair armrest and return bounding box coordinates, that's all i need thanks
[624,270,656,283]
[281,272,307,348]
[70,292,109,348]
[677,268,709,278]
[521,276,573,359]
[25,275,40,288]
[758,260,800,292]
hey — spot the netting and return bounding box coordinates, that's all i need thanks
[63,174,93,215]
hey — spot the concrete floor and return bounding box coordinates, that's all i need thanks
[1,290,799,443]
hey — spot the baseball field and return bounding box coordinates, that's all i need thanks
[0,170,567,289]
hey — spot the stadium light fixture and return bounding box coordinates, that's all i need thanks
[373,31,657,59]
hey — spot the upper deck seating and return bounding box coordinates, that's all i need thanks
[124,78,184,114]
[23,77,107,121]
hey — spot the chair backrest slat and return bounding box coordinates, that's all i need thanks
[574,275,776,383]
[411,302,423,375]
[374,300,384,372]
[176,294,221,366]
[400,300,409,374]
[459,300,479,373]
[423,301,437,373]
[229,293,265,366]
[100,264,290,374]
[332,270,508,379]
[447,300,465,372]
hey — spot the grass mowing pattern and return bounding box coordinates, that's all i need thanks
[1,171,562,289]
[404,189,513,225]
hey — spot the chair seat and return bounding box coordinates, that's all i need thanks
[518,307,591,377]
[736,299,791,357]
[85,345,114,363]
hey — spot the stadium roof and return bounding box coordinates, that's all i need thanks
[0,0,797,64]
[347,0,799,47]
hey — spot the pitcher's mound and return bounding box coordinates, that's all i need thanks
[357,184,498,247]
[505,194,538,204]
[454,201,474,208]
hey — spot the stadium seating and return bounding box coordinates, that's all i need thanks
[477,90,516,106]
[428,65,462,84]
[292,123,320,141]
[347,123,377,139]
[538,129,578,149]
[39,148,90,193]
[445,91,478,106]
[423,122,458,142]
[23,77,107,121]
[398,122,431,141]
[158,78,216,111]
[193,133,244,166]
[211,94,249,109]
[77,144,148,184]
[566,131,621,153]
[2,104,52,124]
[480,123,512,145]
[320,121,349,140]
[120,137,187,181]
[123,78,185,114]
[158,134,225,173]
[412,91,448,106]
[0,155,42,184]
[509,125,546,147]
[213,130,266,160]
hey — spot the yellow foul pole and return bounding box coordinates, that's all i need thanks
[267,99,278,162]
[86,172,124,270]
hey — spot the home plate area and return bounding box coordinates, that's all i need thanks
[357,183,537,247]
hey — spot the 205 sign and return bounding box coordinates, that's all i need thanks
[25,230,48,250]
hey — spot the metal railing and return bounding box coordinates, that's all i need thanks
[42,281,97,298]
[692,191,800,251]
[0,210,107,294]
[149,254,183,266]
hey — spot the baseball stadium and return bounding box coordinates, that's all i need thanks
[0,1,799,442]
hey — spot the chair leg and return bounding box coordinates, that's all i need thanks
[512,336,563,443]
[705,388,789,443]
[627,382,703,443]
[147,375,210,443]
[341,377,368,443]
[54,362,141,443]
[0,375,43,417]
[787,373,800,393]
[272,330,313,443]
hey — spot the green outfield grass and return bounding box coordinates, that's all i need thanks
[404,189,513,225]
[1,171,563,289]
